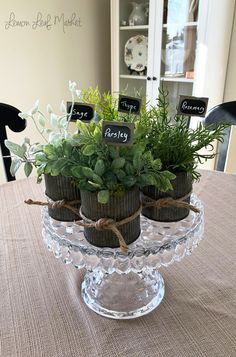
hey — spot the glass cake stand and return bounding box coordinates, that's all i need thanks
[41,194,204,319]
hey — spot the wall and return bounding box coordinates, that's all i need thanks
[224,2,236,173]
[0,0,110,183]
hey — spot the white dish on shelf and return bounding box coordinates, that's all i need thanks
[124,35,148,72]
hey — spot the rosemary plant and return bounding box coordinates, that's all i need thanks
[141,87,229,180]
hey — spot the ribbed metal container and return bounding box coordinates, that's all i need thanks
[80,187,141,248]
[142,172,193,222]
[44,174,81,221]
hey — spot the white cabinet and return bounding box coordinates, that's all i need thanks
[111,0,235,113]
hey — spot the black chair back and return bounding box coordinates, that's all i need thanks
[204,101,236,171]
[0,103,26,181]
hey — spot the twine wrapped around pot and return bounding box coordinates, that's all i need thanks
[141,172,193,222]
[25,187,200,252]
[141,191,200,213]
[44,174,81,221]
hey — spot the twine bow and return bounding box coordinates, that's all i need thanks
[78,206,142,253]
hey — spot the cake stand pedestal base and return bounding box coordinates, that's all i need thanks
[81,267,165,319]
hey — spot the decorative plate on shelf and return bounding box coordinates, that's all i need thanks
[124,35,148,74]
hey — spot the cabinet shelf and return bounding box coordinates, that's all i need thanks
[120,25,149,30]
[161,77,194,83]
[120,74,147,80]
[163,21,198,28]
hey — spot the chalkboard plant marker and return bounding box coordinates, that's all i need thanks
[67,102,94,122]
[102,121,134,146]
[178,95,209,117]
[118,95,141,115]
[140,86,228,222]
[177,96,209,128]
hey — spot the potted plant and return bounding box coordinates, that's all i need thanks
[58,118,175,250]
[4,83,175,244]
[4,81,81,221]
[140,87,228,222]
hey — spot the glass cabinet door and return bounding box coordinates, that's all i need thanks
[111,0,200,110]
[118,0,151,99]
[160,0,199,114]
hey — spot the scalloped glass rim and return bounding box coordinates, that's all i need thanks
[41,194,204,262]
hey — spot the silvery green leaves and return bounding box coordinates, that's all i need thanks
[5,138,34,177]
[10,158,22,177]
[3,81,81,180]
[24,162,33,177]
[4,140,26,158]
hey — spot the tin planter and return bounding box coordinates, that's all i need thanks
[80,187,141,248]
[44,174,81,222]
[142,172,193,222]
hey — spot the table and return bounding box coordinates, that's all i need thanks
[0,170,236,357]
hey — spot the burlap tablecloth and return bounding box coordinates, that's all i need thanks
[0,170,236,357]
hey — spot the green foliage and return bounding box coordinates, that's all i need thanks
[69,119,175,203]
[140,87,229,180]
[3,81,79,178]
[78,86,147,124]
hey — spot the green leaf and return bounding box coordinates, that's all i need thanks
[94,159,105,176]
[37,163,47,176]
[97,190,109,204]
[50,113,58,128]
[122,176,136,187]
[62,141,72,157]
[133,152,142,170]
[88,180,101,189]
[51,159,67,174]
[109,146,119,159]
[60,101,67,113]
[158,175,173,191]
[71,166,83,179]
[10,157,22,176]
[152,158,162,171]
[125,162,135,175]
[162,170,176,180]
[82,144,95,156]
[38,114,45,127]
[44,164,52,174]
[111,157,125,169]
[76,120,89,133]
[82,167,94,179]
[114,169,126,181]
[24,162,33,177]
[139,173,156,186]
[59,116,68,129]
[94,125,102,141]
[43,145,55,156]
[92,173,103,185]
[35,152,47,163]
[4,140,26,159]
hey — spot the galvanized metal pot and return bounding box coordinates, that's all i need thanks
[141,172,193,222]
